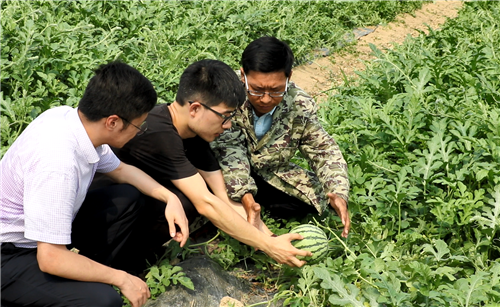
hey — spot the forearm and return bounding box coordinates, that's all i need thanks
[198,169,231,204]
[37,243,127,287]
[301,123,350,202]
[197,194,272,250]
[106,162,174,204]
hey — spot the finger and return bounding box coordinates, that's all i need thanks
[179,219,189,247]
[171,232,183,243]
[284,234,313,257]
[288,256,307,268]
[131,298,140,307]
[252,202,262,213]
[285,232,304,241]
[333,206,341,218]
[166,216,177,239]
[343,215,351,238]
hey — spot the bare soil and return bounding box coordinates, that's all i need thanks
[292,0,464,103]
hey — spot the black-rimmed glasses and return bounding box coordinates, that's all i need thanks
[188,101,238,125]
[118,116,148,136]
[244,73,288,98]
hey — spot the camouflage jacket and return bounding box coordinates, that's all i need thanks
[210,81,349,214]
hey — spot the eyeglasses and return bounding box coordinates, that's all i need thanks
[188,101,238,125]
[244,74,288,98]
[118,116,148,136]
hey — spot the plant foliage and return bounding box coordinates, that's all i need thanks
[1,0,423,156]
[278,1,500,306]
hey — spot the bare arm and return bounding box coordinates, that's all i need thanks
[198,169,231,203]
[37,242,149,307]
[106,162,189,246]
[198,170,273,236]
[172,173,311,267]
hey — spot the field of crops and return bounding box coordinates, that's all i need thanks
[1,0,423,156]
[2,1,499,306]
[278,2,499,306]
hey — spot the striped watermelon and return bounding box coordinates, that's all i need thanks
[290,224,329,264]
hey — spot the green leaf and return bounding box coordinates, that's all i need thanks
[178,276,195,291]
[314,268,366,307]
[423,239,450,261]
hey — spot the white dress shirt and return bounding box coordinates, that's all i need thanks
[0,106,120,248]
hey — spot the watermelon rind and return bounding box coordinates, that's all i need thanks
[290,224,329,264]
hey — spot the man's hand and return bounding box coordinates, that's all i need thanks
[241,193,274,236]
[263,233,312,267]
[117,272,150,307]
[164,194,189,247]
[327,193,350,238]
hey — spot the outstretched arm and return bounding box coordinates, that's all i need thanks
[173,173,310,267]
[299,101,350,237]
[199,170,274,236]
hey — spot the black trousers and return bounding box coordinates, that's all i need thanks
[1,184,143,307]
[252,172,318,220]
[88,173,201,273]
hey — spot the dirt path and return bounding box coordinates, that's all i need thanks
[292,1,464,103]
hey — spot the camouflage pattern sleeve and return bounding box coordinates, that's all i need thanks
[298,100,350,204]
[210,125,257,202]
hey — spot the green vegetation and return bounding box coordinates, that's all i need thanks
[4,0,500,306]
[165,1,500,306]
[275,1,500,306]
[1,0,423,156]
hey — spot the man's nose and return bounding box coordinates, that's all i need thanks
[260,93,273,103]
[222,119,232,129]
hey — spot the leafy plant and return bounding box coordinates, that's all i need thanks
[1,0,425,156]
[144,258,194,300]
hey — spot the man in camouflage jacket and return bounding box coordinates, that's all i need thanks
[211,36,350,237]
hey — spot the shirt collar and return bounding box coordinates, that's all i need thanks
[252,106,277,119]
[69,108,101,164]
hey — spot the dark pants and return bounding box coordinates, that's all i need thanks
[88,173,201,273]
[252,172,318,219]
[1,184,143,307]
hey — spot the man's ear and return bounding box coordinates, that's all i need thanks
[288,70,293,80]
[240,67,245,83]
[104,115,120,131]
[188,101,201,118]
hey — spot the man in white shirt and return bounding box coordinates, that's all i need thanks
[0,61,188,307]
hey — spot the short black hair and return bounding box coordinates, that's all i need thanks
[176,59,246,109]
[241,36,294,77]
[78,61,157,122]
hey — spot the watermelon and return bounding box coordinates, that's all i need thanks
[290,224,329,264]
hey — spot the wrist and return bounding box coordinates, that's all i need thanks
[110,269,129,288]
[256,234,273,253]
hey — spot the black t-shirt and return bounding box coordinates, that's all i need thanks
[114,104,220,187]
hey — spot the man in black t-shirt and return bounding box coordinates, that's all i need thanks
[107,60,311,270]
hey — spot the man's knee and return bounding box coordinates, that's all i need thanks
[78,283,123,307]
[94,287,123,307]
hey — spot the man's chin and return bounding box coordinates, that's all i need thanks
[200,134,217,143]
